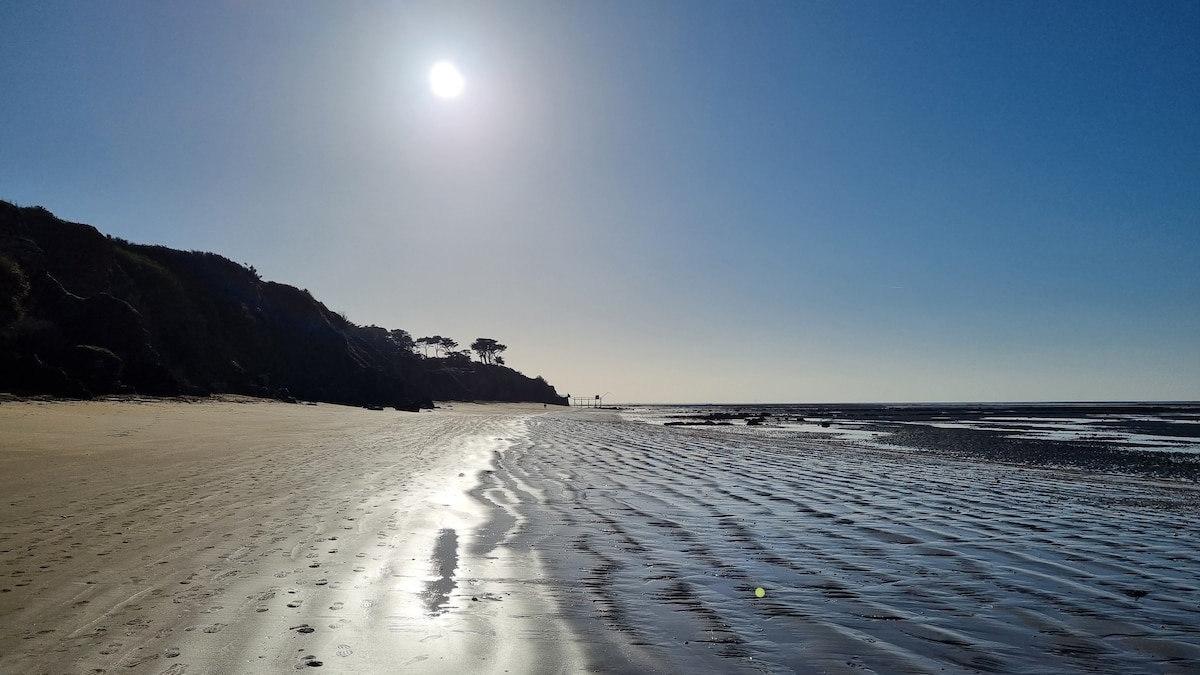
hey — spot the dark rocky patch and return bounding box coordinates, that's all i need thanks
[876,421,1200,482]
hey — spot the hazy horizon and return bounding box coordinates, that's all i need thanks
[3,1,1197,404]
[611,399,1200,405]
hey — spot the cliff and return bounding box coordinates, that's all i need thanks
[0,201,567,408]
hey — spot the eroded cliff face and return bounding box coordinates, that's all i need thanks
[0,201,566,407]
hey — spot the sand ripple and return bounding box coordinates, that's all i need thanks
[496,412,1200,674]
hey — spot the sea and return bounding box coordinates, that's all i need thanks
[479,402,1200,673]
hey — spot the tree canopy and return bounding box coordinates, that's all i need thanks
[470,338,507,365]
[415,335,459,358]
[387,328,415,353]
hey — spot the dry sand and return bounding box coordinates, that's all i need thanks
[0,397,571,675]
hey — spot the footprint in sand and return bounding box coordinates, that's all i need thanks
[159,664,189,675]
[287,600,303,608]
[200,624,224,634]
[329,601,343,610]
[163,647,181,658]
[291,624,316,634]
[335,644,352,657]
[123,618,152,635]
[213,569,239,581]
[119,652,160,668]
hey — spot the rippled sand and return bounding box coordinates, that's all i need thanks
[3,400,1198,674]
[495,411,1200,673]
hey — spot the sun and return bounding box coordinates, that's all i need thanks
[429,61,464,98]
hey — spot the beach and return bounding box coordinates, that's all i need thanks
[2,399,1199,674]
[0,398,573,674]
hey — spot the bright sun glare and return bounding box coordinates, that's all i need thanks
[430,61,464,98]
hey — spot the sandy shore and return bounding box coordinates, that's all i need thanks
[5,399,1199,674]
[0,397,569,675]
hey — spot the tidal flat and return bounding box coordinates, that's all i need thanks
[1,399,1197,674]
[502,406,1199,673]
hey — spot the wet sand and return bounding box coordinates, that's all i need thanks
[0,397,569,675]
[3,399,1199,673]
[502,411,1200,673]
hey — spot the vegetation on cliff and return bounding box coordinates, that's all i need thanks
[0,200,567,408]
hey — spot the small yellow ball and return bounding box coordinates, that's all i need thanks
[755,587,765,598]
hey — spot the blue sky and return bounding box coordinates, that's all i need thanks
[2,1,1197,403]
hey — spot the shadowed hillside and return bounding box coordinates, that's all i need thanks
[0,201,567,408]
